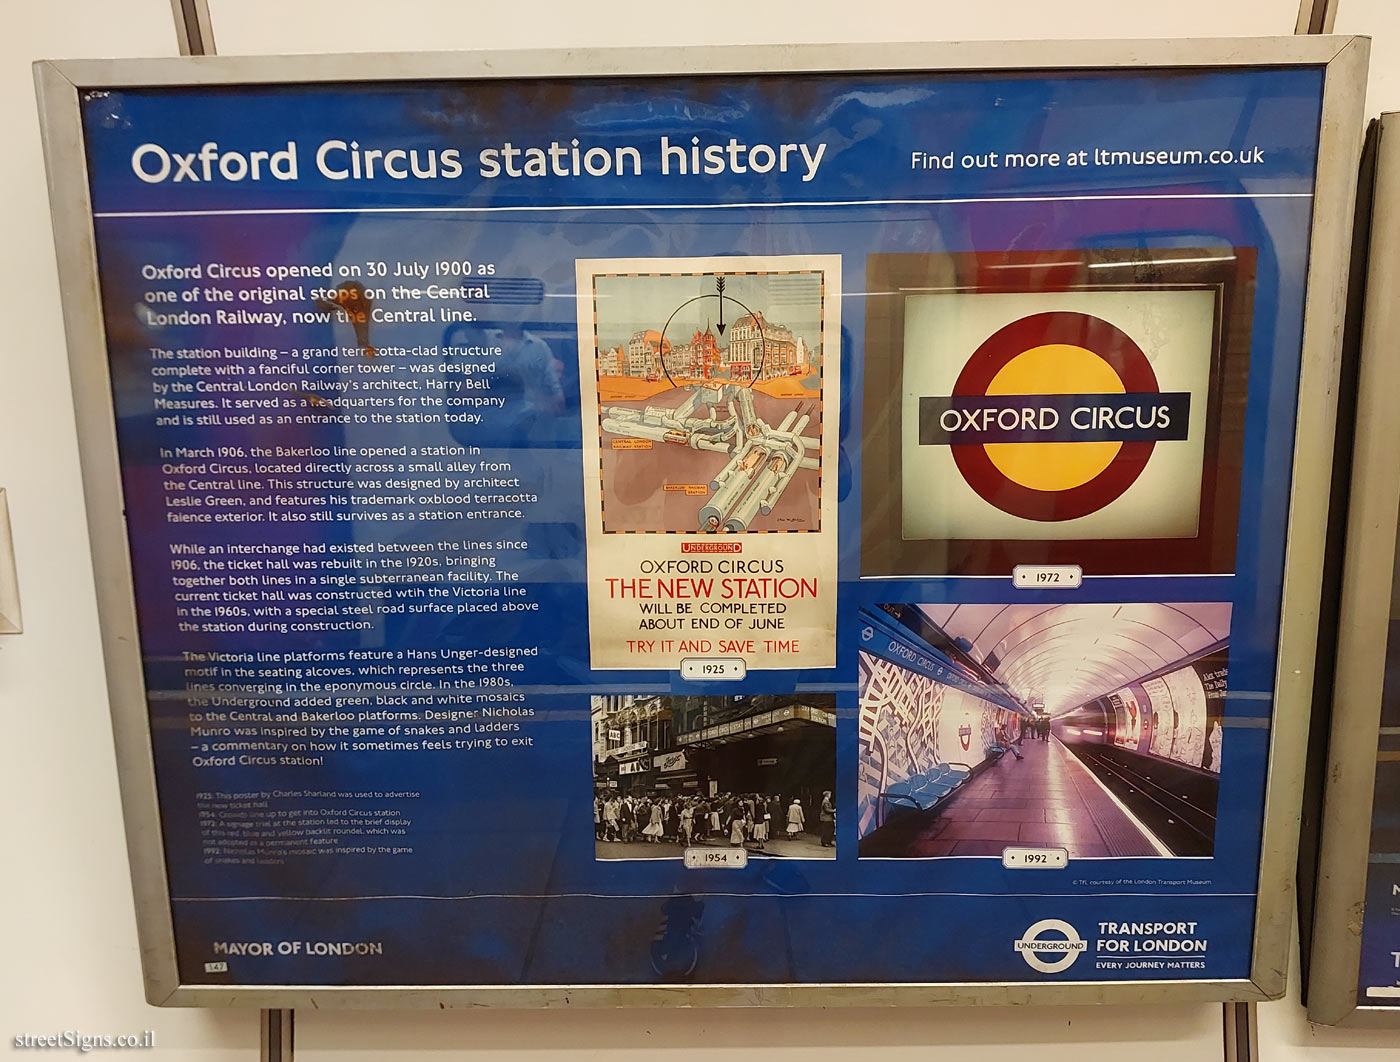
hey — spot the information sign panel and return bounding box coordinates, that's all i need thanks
[34,38,1366,1007]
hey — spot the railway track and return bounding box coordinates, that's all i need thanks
[1066,743,1219,857]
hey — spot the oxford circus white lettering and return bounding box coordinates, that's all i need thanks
[940,407,1060,433]
[1068,404,1171,431]
[129,141,299,183]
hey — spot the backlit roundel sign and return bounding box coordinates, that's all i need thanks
[919,311,1190,521]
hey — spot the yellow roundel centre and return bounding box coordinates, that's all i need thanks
[983,343,1125,492]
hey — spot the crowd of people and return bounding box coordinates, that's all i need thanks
[594,790,836,849]
[1021,715,1052,741]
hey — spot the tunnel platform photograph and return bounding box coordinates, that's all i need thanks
[856,602,1230,861]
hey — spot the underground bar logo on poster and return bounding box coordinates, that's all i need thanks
[575,255,840,671]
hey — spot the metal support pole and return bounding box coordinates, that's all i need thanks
[261,1009,295,1062]
[1296,0,1338,36]
[1222,999,1258,1062]
[169,0,216,57]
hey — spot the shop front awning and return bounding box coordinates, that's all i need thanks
[676,703,835,746]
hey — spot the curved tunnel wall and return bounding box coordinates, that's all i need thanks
[1055,646,1228,774]
[855,604,1231,853]
[914,602,1231,717]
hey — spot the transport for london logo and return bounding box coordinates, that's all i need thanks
[1014,919,1087,973]
[920,311,1190,522]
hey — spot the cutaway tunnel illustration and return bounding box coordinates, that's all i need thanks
[856,602,1230,859]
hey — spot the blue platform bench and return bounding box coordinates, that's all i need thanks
[880,762,972,814]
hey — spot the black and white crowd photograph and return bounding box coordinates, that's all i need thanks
[591,693,837,860]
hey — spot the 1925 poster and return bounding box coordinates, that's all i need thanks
[577,255,839,671]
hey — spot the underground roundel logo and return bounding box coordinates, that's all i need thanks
[919,311,1190,522]
[1014,918,1087,973]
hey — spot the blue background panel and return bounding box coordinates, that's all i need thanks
[81,65,1322,988]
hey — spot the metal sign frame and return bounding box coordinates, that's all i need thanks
[1307,110,1400,1029]
[33,36,1367,1009]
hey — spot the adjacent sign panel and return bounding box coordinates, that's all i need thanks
[35,39,1366,1006]
[1308,111,1400,1028]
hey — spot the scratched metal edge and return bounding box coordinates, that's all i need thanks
[39,35,1361,88]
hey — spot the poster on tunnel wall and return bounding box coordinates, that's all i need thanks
[47,45,1350,1003]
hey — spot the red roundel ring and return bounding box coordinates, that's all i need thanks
[950,310,1160,522]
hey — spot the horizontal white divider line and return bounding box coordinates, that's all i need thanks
[94,191,1315,219]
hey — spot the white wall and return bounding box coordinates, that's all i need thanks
[294,1005,1225,1062]
[1335,0,1400,118]
[8,0,1400,1059]
[204,0,1300,54]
